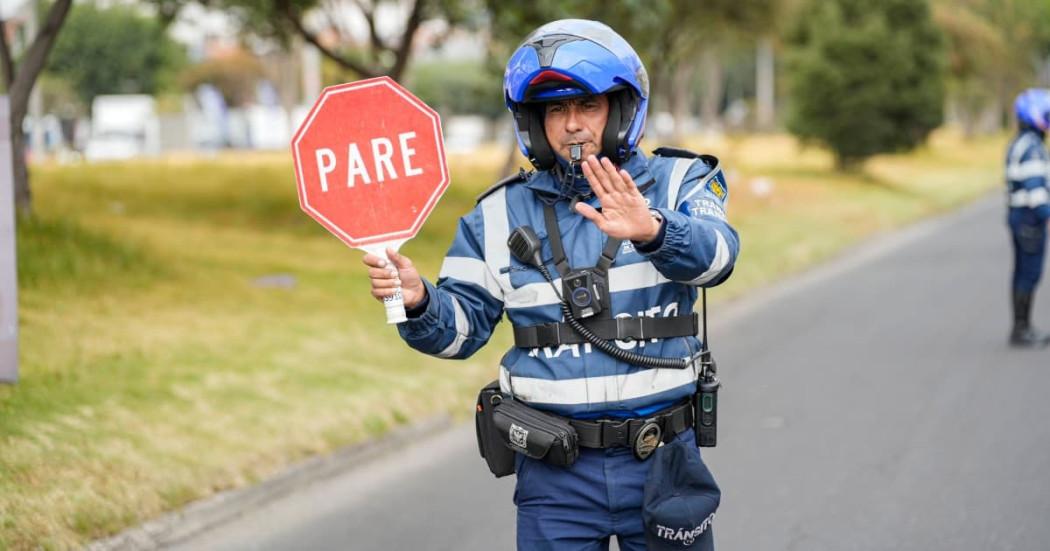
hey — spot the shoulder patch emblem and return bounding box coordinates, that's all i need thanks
[707,172,727,202]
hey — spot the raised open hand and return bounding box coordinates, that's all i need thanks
[573,155,660,243]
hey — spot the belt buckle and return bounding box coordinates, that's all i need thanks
[615,317,634,342]
[602,419,630,447]
[633,419,662,460]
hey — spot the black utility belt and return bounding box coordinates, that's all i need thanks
[571,401,693,451]
[513,313,699,348]
[475,379,694,478]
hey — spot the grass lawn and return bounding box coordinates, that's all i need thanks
[0,130,1005,549]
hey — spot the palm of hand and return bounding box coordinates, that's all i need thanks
[591,190,652,240]
[575,155,657,242]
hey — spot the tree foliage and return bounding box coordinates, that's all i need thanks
[180,51,266,107]
[935,0,1050,129]
[208,0,476,81]
[785,0,946,169]
[46,3,186,110]
[932,2,1007,135]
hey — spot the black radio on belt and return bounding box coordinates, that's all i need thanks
[563,268,607,319]
[694,349,719,448]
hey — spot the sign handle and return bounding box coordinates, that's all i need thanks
[382,249,408,324]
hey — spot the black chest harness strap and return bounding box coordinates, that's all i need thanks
[541,201,622,279]
[512,201,700,349]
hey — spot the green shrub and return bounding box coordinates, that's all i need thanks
[786,0,946,170]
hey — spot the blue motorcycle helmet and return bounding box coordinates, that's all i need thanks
[1014,88,1050,132]
[504,19,650,170]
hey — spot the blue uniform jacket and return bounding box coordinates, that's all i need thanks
[1006,128,1050,224]
[396,151,740,419]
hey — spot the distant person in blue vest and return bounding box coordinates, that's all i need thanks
[363,19,737,550]
[1006,89,1050,348]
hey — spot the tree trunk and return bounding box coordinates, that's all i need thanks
[11,105,27,214]
[755,36,775,131]
[699,48,724,132]
[834,154,864,173]
[3,0,74,215]
[668,62,694,145]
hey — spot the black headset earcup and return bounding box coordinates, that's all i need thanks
[528,106,556,170]
[602,92,624,163]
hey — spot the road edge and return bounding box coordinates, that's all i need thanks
[84,415,453,551]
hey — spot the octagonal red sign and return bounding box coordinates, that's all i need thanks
[292,76,449,249]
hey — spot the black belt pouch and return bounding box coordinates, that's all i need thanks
[475,380,515,478]
[492,397,579,467]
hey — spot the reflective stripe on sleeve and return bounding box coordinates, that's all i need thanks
[498,361,698,406]
[438,256,503,300]
[435,296,470,358]
[686,230,730,286]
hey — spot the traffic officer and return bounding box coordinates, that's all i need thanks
[364,19,738,549]
[1006,88,1050,348]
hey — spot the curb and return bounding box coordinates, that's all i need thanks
[84,415,453,551]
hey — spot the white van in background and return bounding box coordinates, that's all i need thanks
[84,95,160,161]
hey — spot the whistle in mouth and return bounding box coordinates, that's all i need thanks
[570,144,583,163]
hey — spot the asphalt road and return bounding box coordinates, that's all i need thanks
[172,195,1050,551]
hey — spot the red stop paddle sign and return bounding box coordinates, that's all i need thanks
[292,76,449,249]
[292,76,449,323]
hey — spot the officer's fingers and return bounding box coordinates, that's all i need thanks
[362,253,388,269]
[371,277,402,289]
[387,247,414,269]
[368,267,400,280]
[371,288,398,300]
[580,158,609,199]
[616,167,640,194]
[600,157,628,193]
[586,156,615,195]
[575,202,607,228]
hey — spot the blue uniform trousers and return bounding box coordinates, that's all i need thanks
[1009,211,1047,294]
[513,430,715,550]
